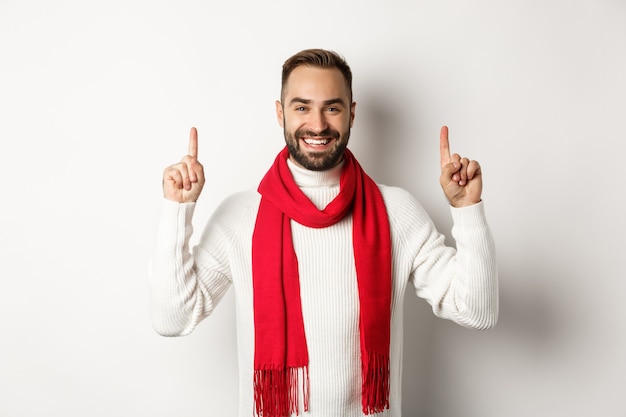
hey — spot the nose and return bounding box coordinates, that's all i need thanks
[308,109,328,134]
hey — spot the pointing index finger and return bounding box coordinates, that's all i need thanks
[439,125,451,168]
[188,127,198,158]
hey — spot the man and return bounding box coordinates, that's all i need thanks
[150,49,498,417]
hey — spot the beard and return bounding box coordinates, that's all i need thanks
[284,126,351,171]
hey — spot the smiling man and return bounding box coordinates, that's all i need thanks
[150,49,498,417]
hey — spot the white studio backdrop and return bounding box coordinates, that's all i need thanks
[1,1,625,416]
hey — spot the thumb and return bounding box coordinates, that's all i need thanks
[441,160,460,180]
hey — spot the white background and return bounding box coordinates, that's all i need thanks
[1,1,625,416]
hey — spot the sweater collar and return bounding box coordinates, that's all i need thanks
[286,157,344,188]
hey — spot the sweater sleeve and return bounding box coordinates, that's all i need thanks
[390,188,498,330]
[445,202,499,329]
[148,199,232,337]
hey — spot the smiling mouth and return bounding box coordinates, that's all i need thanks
[303,138,331,146]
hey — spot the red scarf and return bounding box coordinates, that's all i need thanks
[252,147,391,416]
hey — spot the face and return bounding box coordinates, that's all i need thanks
[276,66,356,171]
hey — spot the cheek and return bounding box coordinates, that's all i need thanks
[282,119,294,133]
[283,115,304,131]
[337,115,353,131]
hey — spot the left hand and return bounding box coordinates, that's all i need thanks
[439,126,482,207]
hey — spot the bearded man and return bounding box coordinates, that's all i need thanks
[150,48,498,417]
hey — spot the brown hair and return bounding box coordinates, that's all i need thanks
[281,48,353,101]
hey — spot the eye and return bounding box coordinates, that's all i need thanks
[295,106,307,112]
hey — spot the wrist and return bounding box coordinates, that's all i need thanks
[449,198,481,208]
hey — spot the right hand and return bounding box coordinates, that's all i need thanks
[162,127,205,203]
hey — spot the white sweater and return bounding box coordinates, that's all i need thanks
[149,160,498,417]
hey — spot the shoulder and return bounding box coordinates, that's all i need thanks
[197,190,260,247]
[217,189,260,210]
[211,189,261,223]
[377,184,430,220]
[377,184,439,245]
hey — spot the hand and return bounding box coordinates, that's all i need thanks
[162,127,205,203]
[439,126,482,207]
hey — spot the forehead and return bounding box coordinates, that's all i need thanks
[283,66,350,102]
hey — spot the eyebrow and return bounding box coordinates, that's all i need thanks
[288,97,347,106]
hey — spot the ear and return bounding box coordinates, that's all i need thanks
[349,101,356,128]
[275,100,284,128]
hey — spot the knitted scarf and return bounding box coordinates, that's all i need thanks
[252,147,391,416]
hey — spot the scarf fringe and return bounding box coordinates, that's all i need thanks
[362,352,390,415]
[254,366,309,417]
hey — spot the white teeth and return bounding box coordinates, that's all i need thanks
[304,138,329,145]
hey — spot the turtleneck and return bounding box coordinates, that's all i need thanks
[286,157,344,211]
[286,157,343,188]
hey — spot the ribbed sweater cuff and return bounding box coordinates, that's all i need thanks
[161,199,196,223]
[449,201,489,229]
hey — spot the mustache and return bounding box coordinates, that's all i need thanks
[295,127,341,139]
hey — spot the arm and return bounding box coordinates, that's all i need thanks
[148,128,231,336]
[415,203,498,330]
[447,203,498,329]
[398,193,498,330]
[408,126,498,329]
